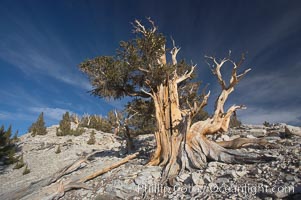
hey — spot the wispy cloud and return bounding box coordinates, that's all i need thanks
[233,62,301,104]
[228,62,301,125]
[0,110,36,122]
[0,6,91,90]
[239,107,301,126]
[30,107,72,121]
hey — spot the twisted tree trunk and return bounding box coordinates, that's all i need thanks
[130,20,274,185]
[147,52,273,185]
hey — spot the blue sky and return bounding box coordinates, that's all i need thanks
[0,0,301,135]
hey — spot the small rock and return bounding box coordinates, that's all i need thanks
[177,173,191,184]
[215,177,229,184]
[151,171,161,179]
[236,170,248,177]
[221,135,230,141]
[285,125,301,137]
[206,165,217,174]
[246,134,257,139]
[191,172,205,185]
[203,174,212,183]
[285,174,295,181]
[134,174,152,185]
[247,129,267,137]
[229,135,240,140]
[275,191,289,199]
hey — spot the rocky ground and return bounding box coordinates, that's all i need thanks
[0,124,300,200]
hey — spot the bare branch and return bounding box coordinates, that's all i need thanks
[237,68,251,81]
[133,19,147,35]
[176,65,196,84]
[113,110,121,135]
[133,18,157,36]
[158,44,166,65]
[141,88,153,98]
[170,37,181,65]
[191,90,210,117]
[228,55,251,88]
[146,17,157,33]
[205,56,228,89]
[138,67,150,73]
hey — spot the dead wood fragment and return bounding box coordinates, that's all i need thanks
[48,152,139,200]
[1,151,102,200]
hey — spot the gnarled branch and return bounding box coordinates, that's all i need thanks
[170,38,180,65]
[176,65,196,84]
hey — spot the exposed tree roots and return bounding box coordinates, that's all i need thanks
[159,133,276,185]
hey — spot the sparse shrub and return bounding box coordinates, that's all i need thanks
[57,112,72,136]
[13,155,25,169]
[55,145,61,154]
[80,114,112,133]
[72,127,85,136]
[263,121,270,127]
[22,164,30,175]
[29,112,47,136]
[229,113,242,128]
[57,112,85,136]
[87,131,96,145]
[12,131,20,143]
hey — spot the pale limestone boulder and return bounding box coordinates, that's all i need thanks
[285,125,301,136]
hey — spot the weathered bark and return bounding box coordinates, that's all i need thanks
[145,49,274,185]
[217,137,269,149]
[132,20,274,185]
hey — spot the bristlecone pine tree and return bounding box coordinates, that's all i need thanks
[80,19,273,184]
[0,125,18,165]
[29,112,47,136]
[57,112,72,136]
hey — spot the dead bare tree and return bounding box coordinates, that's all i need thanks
[113,109,139,153]
[70,113,80,129]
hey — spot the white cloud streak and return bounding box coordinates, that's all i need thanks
[239,107,301,126]
[0,9,91,90]
[228,62,301,125]
[30,107,72,121]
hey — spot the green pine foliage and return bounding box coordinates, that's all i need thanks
[80,115,112,133]
[72,127,85,136]
[29,112,47,136]
[263,121,271,127]
[0,125,18,165]
[79,19,210,138]
[57,112,72,136]
[125,99,156,136]
[59,111,71,135]
[87,130,96,145]
[57,112,86,136]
